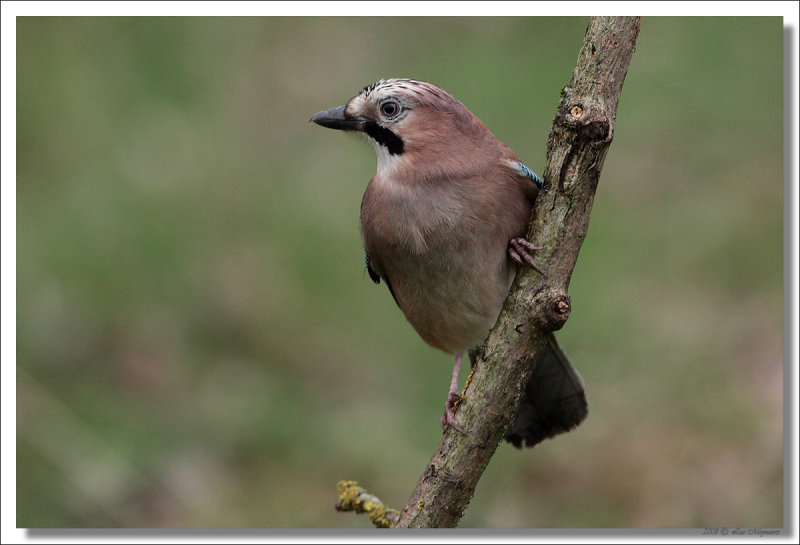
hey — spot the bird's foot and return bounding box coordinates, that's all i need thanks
[508,237,545,276]
[440,391,466,433]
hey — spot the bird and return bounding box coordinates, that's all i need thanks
[311,79,587,447]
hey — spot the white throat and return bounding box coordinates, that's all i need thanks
[373,141,404,178]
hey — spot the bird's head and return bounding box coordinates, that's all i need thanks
[311,79,503,180]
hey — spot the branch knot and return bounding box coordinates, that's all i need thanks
[545,293,571,330]
[558,102,611,142]
[530,289,571,332]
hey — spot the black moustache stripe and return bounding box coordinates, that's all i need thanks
[363,122,404,155]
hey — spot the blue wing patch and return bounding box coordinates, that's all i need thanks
[511,161,544,189]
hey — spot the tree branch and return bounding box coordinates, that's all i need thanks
[335,480,400,528]
[394,16,641,528]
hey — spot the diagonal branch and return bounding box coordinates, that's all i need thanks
[394,16,641,529]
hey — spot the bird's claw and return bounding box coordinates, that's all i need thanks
[508,237,545,276]
[441,391,466,433]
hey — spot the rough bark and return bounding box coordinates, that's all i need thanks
[394,16,641,528]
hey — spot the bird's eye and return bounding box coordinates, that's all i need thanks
[380,101,400,118]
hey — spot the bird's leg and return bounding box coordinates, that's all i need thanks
[440,352,466,433]
[508,237,545,276]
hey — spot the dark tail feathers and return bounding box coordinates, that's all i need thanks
[502,334,588,448]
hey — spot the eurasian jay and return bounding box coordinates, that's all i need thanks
[312,79,587,447]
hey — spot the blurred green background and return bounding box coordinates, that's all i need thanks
[16,16,784,528]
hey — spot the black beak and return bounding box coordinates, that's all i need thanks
[310,105,366,131]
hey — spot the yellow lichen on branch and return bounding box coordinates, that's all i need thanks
[334,480,400,528]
